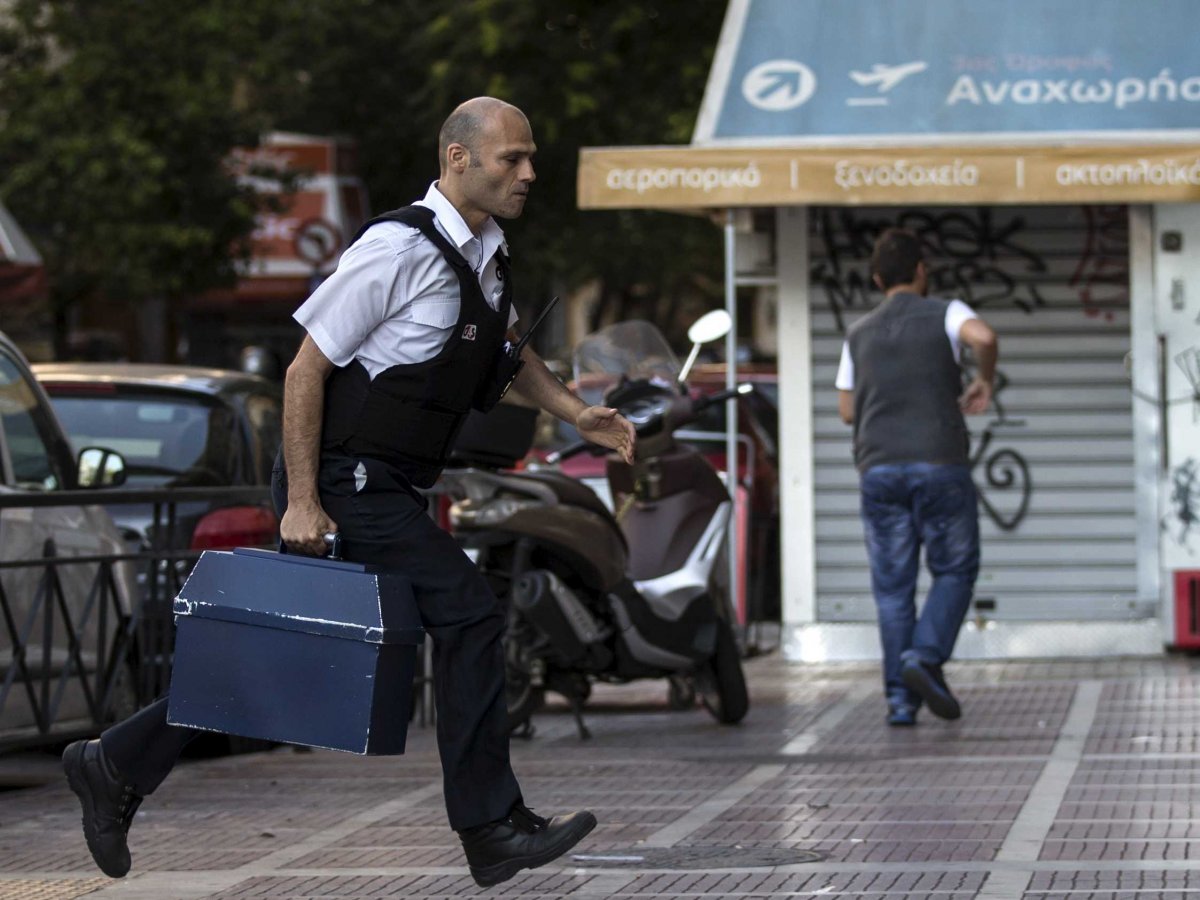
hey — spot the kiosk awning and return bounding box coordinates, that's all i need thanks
[578,142,1200,209]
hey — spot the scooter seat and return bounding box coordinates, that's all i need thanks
[510,470,617,523]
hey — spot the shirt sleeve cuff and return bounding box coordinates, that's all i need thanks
[302,319,355,368]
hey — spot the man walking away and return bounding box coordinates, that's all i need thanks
[835,227,998,727]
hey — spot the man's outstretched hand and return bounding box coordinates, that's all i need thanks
[576,406,636,464]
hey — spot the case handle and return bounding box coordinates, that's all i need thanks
[278,532,342,560]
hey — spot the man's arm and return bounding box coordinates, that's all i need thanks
[838,390,854,424]
[279,336,339,555]
[834,341,855,424]
[958,318,999,414]
[509,338,635,464]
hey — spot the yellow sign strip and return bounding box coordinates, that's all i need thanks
[577,144,1200,208]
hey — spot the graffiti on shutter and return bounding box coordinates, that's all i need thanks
[810,205,1143,622]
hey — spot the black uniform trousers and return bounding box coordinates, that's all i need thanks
[100,453,523,832]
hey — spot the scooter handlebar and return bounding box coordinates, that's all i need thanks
[545,440,594,465]
[691,383,754,412]
[545,384,754,465]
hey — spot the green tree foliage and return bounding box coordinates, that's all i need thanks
[0,0,277,345]
[0,1,727,353]
[251,0,729,339]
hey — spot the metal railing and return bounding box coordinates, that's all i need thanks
[0,486,434,751]
[0,541,132,749]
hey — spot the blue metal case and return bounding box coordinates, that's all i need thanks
[167,548,424,754]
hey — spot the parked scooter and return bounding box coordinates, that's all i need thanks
[442,312,751,738]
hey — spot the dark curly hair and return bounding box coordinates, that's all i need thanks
[870,227,925,291]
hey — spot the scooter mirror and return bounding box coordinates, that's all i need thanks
[687,309,732,345]
[679,309,733,385]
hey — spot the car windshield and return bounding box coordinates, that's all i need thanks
[49,392,238,487]
[572,321,680,404]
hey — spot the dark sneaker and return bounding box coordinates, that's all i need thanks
[901,658,961,720]
[459,803,597,887]
[62,739,142,878]
[887,702,917,727]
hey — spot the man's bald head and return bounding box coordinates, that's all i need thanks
[438,97,525,171]
[436,97,536,231]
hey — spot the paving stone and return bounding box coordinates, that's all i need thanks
[0,877,111,900]
[4,656,1200,898]
[286,845,465,869]
[1027,869,1200,890]
[207,872,595,898]
[621,868,987,894]
[717,801,1026,823]
[1048,821,1200,840]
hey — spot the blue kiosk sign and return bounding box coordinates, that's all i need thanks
[698,0,1200,143]
[578,0,1200,207]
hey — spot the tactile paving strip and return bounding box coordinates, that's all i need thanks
[0,878,109,900]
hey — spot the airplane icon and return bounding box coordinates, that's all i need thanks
[848,61,928,93]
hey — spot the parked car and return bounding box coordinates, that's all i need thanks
[0,333,138,747]
[32,364,283,555]
[34,364,284,754]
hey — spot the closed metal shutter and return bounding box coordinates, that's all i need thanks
[809,205,1144,623]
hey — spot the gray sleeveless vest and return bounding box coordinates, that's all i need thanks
[847,292,970,473]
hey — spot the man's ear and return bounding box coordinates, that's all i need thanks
[446,142,470,173]
[872,273,885,292]
[915,260,930,294]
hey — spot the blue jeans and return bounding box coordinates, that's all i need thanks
[860,463,980,706]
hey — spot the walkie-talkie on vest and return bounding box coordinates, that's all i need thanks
[476,295,560,412]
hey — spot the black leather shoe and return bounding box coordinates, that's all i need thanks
[887,702,917,727]
[459,803,597,887]
[62,739,142,878]
[901,658,961,720]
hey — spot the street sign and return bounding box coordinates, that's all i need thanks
[294,218,342,267]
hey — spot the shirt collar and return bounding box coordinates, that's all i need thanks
[417,182,507,261]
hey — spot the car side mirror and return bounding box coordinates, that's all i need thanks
[77,446,127,488]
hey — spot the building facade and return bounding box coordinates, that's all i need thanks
[577,0,1200,659]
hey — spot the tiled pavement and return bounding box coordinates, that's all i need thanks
[3,654,1200,899]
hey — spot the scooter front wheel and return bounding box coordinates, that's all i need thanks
[698,618,749,725]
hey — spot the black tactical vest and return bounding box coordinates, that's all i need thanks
[320,206,512,488]
[847,292,970,473]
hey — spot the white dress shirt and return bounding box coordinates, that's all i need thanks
[835,299,977,391]
[295,182,519,379]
